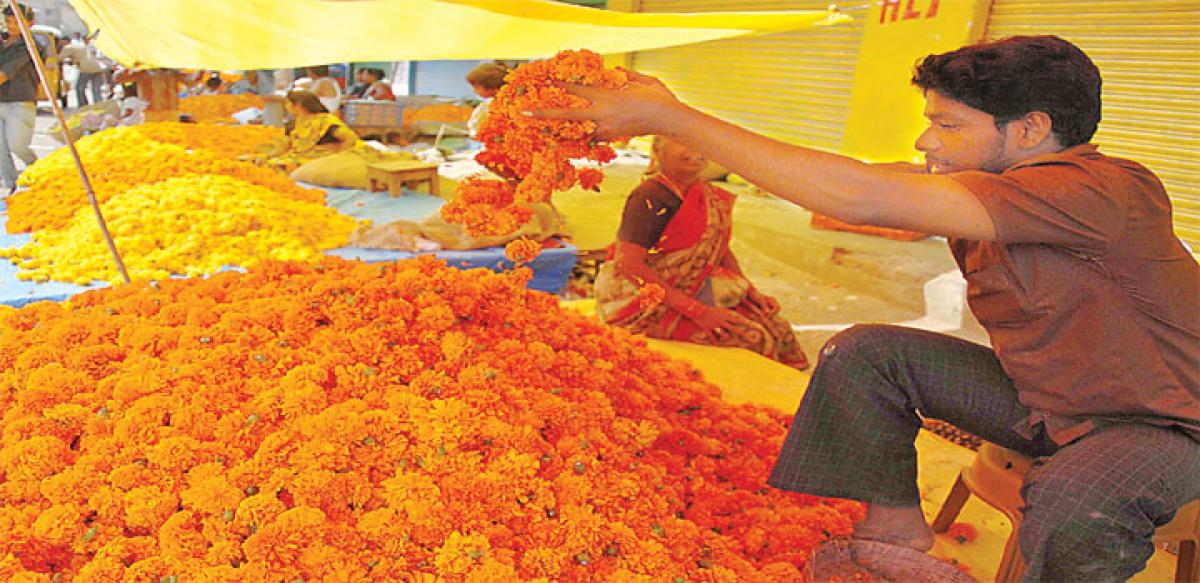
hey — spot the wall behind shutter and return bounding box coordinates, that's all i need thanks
[631,1,869,152]
[985,0,1200,249]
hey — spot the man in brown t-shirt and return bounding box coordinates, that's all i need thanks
[534,35,1199,580]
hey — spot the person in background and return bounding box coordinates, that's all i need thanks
[199,73,223,95]
[305,65,342,115]
[465,62,507,138]
[254,90,358,172]
[595,135,810,370]
[0,3,41,195]
[345,68,368,99]
[60,33,104,106]
[534,35,1199,581]
[226,70,274,96]
[363,68,394,101]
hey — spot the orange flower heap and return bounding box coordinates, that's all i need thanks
[0,257,862,581]
[443,50,625,237]
[179,94,266,124]
[133,122,284,161]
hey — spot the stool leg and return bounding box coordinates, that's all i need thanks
[996,519,1025,583]
[388,178,403,197]
[430,175,441,197]
[1177,540,1197,583]
[932,474,971,533]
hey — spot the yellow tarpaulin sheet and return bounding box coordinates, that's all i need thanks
[69,0,838,69]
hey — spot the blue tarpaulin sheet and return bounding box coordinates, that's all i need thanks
[0,187,575,307]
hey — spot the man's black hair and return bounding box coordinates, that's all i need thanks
[912,35,1102,147]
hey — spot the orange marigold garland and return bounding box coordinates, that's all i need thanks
[0,257,862,581]
[504,237,542,264]
[443,50,625,237]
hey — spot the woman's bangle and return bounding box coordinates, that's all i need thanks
[679,299,706,320]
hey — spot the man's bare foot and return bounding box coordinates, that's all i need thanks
[852,503,935,552]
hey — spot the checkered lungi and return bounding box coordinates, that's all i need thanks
[768,324,1200,582]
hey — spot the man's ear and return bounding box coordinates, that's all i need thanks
[1016,111,1056,149]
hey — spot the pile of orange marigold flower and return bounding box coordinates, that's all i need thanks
[443,50,621,247]
[131,122,284,161]
[0,257,862,582]
[178,94,266,124]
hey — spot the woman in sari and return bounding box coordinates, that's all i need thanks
[595,136,809,369]
[256,90,359,173]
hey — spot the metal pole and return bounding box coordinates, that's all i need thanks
[6,0,130,283]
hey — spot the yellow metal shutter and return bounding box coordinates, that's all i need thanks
[985,0,1200,250]
[631,1,868,152]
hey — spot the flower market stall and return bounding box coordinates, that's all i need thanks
[0,0,941,578]
[0,27,880,577]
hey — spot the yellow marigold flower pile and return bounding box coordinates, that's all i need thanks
[132,122,284,161]
[8,127,323,233]
[1,174,359,285]
[0,257,863,581]
[443,50,622,238]
[179,94,266,124]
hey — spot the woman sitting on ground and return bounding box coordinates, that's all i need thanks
[594,136,810,369]
[255,90,359,172]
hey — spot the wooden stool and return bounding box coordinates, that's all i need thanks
[932,442,1200,582]
[366,161,441,197]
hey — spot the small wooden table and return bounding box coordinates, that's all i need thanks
[366,160,441,197]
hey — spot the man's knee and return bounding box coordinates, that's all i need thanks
[818,324,902,364]
[1019,470,1157,581]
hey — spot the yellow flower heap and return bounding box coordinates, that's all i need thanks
[3,175,359,285]
[1,123,355,285]
[10,127,322,233]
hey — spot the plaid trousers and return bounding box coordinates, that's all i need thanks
[767,324,1200,582]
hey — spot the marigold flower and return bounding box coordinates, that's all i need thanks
[0,256,861,580]
[505,237,542,264]
[444,50,627,237]
[179,94,266,124]
[637,284,667,310]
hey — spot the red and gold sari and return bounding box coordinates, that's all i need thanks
[595,175,809,369]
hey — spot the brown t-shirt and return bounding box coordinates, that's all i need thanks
[616,179,683,249]
[949,144,1199,444]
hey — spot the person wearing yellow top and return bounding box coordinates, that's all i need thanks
[257,90,359,173]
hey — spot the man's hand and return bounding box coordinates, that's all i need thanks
[525,68,683,140]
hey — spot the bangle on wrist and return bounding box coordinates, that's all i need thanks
[680,299,706,320]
